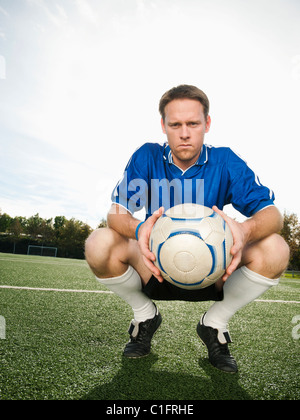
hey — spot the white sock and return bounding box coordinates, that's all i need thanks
[203,267,280,340]
[95,265,156,322]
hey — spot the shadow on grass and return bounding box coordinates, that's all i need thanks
[82,353,251,400]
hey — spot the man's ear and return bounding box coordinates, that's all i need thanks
[205,115,211,133]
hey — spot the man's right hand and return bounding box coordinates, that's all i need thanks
[137,207,164,283]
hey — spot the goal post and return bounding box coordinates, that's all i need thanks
[27,245,58,257]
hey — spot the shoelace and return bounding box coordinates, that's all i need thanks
[130,319,152,343]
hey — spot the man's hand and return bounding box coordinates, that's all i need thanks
[137,207,164,283]
[213,206,249,282]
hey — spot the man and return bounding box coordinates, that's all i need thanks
[85,85,289,373]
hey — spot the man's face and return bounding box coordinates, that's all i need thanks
[161,99,211,171]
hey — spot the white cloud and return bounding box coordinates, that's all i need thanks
[76,0,97,23]
[0,5,9,17]
[25,0,67,27]
[55,4,68,20]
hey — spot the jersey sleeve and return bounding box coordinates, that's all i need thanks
[111,145,149,214]
[225,149,275,217]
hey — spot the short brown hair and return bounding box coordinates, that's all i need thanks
[159,84,210,121]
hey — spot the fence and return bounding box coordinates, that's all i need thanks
[285,270,300,278]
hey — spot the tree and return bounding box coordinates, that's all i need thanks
[26,213,44,238]
[97,218,107,228]
[280,212,300,270]
[58,218,92,258]
[39,218,55,244]
[0,212,12,232]
[54,216,67,238]
[8,217,24,253]
[9,217,23,237]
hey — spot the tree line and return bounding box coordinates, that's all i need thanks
[280,212,300,270]
[0,211,106,259]
[0,209,299,268]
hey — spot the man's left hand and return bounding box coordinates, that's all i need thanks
[213,205,249,282]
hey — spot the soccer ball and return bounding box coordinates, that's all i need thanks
[149,203,233,290]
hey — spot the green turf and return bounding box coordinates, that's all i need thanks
[0,253,299,400]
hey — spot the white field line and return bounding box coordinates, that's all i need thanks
[254,299,300,304]
[0,285,113,294]
[0,284,299,303]
[0,256,88,267]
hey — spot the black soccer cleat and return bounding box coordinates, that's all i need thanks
[197,314,238,374]
[123,305,162,358]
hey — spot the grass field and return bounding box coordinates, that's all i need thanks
[0,252,299,401]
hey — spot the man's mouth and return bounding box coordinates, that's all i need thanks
[178,144,192,148]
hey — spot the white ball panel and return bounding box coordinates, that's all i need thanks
[166,203,213,219]
[159,234,212,284]
[173,251,196,272]
[199,216,225,243]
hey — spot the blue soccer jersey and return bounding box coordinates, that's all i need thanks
[111,142,275,219]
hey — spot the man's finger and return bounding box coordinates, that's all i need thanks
[152,206,164,222]
[222,253,241,281]
[213,205,231,224]
[142,256,163,282]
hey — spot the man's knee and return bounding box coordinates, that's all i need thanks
[85,228,109,269]
[85,228,120,276]
[246,233,290,278]
[264,233,290,270]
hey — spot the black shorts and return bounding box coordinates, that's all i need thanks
[142,276,224,302]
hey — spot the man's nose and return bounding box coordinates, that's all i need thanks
[180,124,190,139]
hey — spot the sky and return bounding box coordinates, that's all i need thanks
[0,0,300,228]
